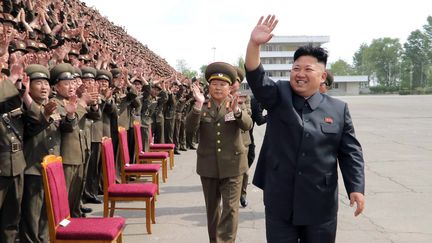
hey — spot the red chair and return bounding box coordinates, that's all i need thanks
[148,125,176,170]
[101,137,158,234]
[118,127,161,194]
[131,123,169,182]
[41,155,125,243]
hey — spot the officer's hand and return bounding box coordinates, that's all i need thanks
[350,192,365,216]
[44,100,57,119]
[229,93,240,113]
[64,95,78,117]
[191,83,204,107]
[250,15,279,46]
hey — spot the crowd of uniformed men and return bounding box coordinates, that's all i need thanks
[0,0,269,242]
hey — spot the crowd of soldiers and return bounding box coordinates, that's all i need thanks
[0,1,271,242]
[0,0,208,242]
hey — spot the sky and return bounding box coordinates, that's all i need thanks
[81,0,432,72]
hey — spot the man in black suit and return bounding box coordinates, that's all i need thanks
[245,15,365,243]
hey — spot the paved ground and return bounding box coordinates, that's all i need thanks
[87,95,432,243]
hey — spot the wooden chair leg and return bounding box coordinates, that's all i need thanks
[170,150,174,169]
[146,199,151,234]
[118,233,123,243]
[110,201,116,217]
[103,200,109,217]
[162,159,167,183]
[151,197,156,224]
[153,173,160,195]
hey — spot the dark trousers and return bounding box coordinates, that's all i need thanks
[63,164,84,218]
[265,207,337,243]
[127,128,135,164]
[164,118,175,144]
[141,126,150,152]
[152,121,164,144]
[201,175,242,243]
[0,174,23,243]
[179,118,187,149]
[84,142,102,199]
[20,175,48,243]
[173,117,181,149]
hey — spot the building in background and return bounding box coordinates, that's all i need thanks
[240,35,370,96]
[260,35,330,81]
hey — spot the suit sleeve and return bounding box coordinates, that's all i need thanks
[245,64,279,110]
[338,103,365,196]
[251,98,267,126]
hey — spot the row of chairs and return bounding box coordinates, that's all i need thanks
[41,122,176,242]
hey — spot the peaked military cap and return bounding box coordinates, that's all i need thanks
[9,41,28,54]
[73,66,82,78]
[81,66,97,79]
[37,42,49,51]
[26,39,38,51]
[111,68,121,78]
[235,66,245,83]
[69,49,80,57]
[96,70,113,82]
[25,64,50,81]
[50,63,75,85]
[205,62,237,85]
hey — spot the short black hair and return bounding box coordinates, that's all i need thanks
[293,44,328,66]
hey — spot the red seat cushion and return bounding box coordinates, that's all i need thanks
[139,151,168,159]
[150,144,175,150]
[125,164,161,172]
[108,183,157,197]
[56,217,125,240]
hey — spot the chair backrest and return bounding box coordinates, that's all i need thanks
[101,137,117,187]
[133,121,143,153]
[41,155,70,230]
[118,127,130,165]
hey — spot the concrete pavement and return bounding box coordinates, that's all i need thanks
[86,95,432,243]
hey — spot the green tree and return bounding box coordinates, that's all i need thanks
[403,30,429,88]
[363,38,403,87]
[329,59,354,75]
[353,43,370,75]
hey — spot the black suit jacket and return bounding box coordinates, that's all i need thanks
[246,64,365,225]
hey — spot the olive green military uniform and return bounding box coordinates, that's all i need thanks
[20,65,63,243]
[0,78,44,243]
[151,86,168,143]
[50,63,100,217]
[140,84,157,152]
[164,88,178,144]
[186,62,253,243]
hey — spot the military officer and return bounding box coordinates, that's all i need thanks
[186,62,253,243]
[151,81,168,143]
[111,68,140,164]
[50,63,99,217]
[163,80,179,145]
[81,67,105,204]
[0,65,44,243]
[20,64,62,243]
[231,67,253,208]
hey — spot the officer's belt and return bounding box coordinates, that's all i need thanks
[0,142,23,152]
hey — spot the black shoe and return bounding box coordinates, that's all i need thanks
[188,145,196,150]
[174,150,181,155]
[85,195,103,204]
[240,195,248,208]
[81,213,87,218]
[80,206,93,214]
[179,147,187,151]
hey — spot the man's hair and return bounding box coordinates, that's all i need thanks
[325,69,334,87]
[293,44,328,66]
